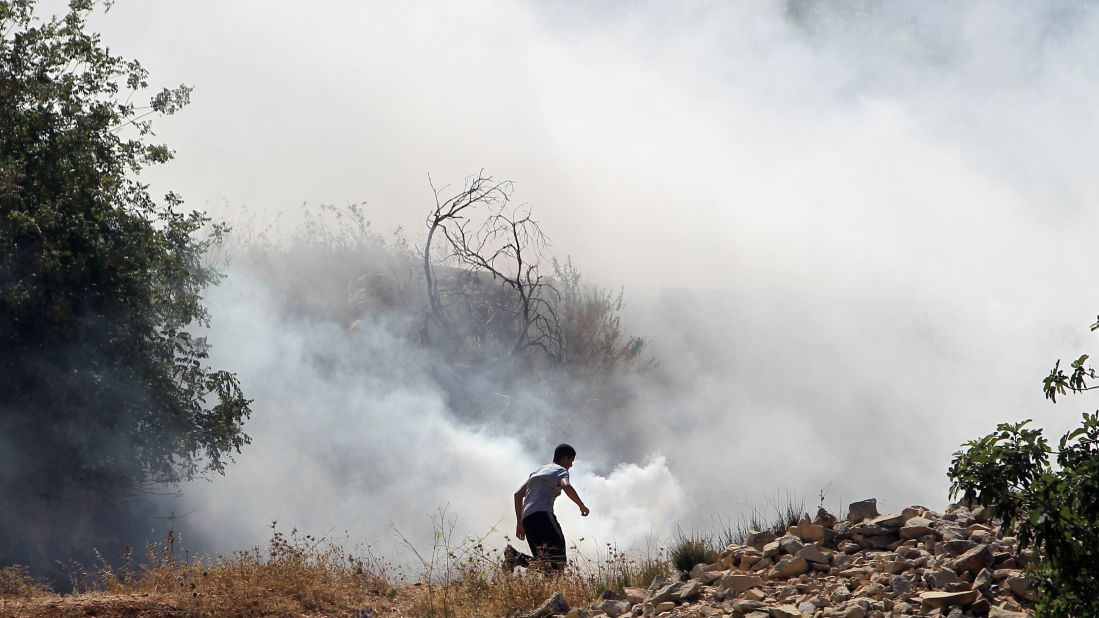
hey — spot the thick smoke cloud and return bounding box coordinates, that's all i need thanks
[163,248,688,561]
[43,0,1098,563]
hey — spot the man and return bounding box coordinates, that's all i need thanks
[504,443,589,573]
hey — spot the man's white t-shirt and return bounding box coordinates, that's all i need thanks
[520,463,569,520]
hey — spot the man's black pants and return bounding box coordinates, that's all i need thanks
[518,511,566,572]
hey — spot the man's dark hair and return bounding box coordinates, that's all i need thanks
[553,443,576,463]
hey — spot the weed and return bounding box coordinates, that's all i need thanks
[668,529,714,574]
[716,492,807,547]
[0,565,51,598]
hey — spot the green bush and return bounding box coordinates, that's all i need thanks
[948,315,1099,617]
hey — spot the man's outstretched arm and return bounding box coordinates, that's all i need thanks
[514,482,528,540]
[563,485,590,516]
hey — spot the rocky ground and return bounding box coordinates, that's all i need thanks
[529,500,1037,618]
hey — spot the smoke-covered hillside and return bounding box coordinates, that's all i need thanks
[5,1,1099,598]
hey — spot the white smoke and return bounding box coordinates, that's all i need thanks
[65,0,1099,562]
[172,269,687,561]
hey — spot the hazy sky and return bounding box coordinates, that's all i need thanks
[62,1,1099,559]
[86,1,1098,288]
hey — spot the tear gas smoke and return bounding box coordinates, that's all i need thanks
[10,0,1099,575]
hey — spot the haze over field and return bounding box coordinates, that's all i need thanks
[53,1,1099,561]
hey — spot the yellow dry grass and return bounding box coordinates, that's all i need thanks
[0,527,669,618]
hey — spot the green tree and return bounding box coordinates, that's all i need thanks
[0,0,250,510]
[948,316,1099,617]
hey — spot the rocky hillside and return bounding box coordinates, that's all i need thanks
[538,500,1037,618]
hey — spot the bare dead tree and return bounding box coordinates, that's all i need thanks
[423,172,562,364]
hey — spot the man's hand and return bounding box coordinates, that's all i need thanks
[514,482,528,540]
[562,483,589,512]
[563,484,589,517]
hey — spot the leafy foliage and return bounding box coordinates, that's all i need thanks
[0,0,250,499]
[948,318,1099,617]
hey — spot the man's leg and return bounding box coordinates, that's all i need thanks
[523,511,567,573]
[503,544,532,571]
[544,514,567,572]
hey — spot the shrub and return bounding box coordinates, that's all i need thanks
[669,530,714,574]
[716,492,806,548]
[948,316,1099,617]
[0,566,50,598]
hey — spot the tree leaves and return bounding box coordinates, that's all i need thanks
[948,317,1099,617]
[0,0,251,498]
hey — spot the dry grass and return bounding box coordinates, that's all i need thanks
[0,524,670,618]
[0,565,51,599]
[110,525,393,616]
[1,525,394,617]
[397,539,669,617]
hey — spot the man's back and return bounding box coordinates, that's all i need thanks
[521,463,569,519]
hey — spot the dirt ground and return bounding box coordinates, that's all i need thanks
[0,591,398,617]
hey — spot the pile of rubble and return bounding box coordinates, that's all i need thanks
[573,500,1037,618]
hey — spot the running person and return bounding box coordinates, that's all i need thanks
[504,443,589,572]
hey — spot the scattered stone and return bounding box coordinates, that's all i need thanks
[1005,576,1037,602]
[949,544,993,575]
[868,514,905,529]
[733,599,767,612]
[890,575,912,597]
[900,517,934,539]
[763,540,782,557]
[926,567,963,590]
[750,557,773,572]
[578,503,1037,618]
[988,606,1029,618]
[743,589,767,602]
[778,535,805,555]
[817,505,839,523]
[838,540,861,554]
[689,562,707,580]
[848,499,880,523]
[649,582,681,605]
[520,591,570,618]
[797,544,830,565]
[746,530,778,549]
[901,506,930,521]
[700,569,723,584]
[793,513,827,541]
[721,573,764,593]
[770,556,810,578]
[972,568,994,594]
[920,590,979,609]
[593,599,630,617]
[769,605,802,618]
[842,606,867,618]
[674,579,702,601]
